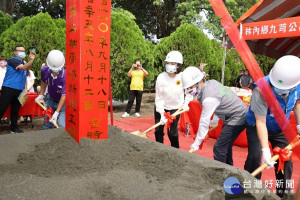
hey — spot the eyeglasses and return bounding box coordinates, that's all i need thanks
[15,49,25,52]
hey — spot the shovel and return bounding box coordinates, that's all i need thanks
[131,108,188,139]
[251,135,300,177]
[189,125,219,153]
[35,99,59,128]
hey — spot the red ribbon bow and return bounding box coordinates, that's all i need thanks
[273,147,292,174]
[43,107,54,122]
[164,112,176,131]
[199,135,210,150]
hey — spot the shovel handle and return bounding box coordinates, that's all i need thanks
[251,135,300,177]
[35,99,47,110]
[139,108,188,137]
[35,99,59,128]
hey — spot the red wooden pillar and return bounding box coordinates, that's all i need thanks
[65,0,112,143]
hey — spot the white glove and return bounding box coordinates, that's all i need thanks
[297,125,300,135]
[183,94,193,111]
[190,138,204,153]
[209,115,219,127]
[262,148,277,169]
[182,104,190,111]
[50,111,59,123]
[35,94,44,102]
[160,113,168,125]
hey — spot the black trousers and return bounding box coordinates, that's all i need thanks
[213,123,246,165]
[0,86,22,129]
[125,90,143,113]
[154,107,180,148]
[244,124,293,197]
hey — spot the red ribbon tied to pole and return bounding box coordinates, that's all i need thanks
[164,112,176,131]
[273,147,292,174]
[43,107,54,122]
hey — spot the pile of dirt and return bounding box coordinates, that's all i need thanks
[0,126,282,200]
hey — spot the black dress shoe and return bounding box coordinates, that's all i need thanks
[11,127,24,133]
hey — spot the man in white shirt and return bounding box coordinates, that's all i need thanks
[182,66,248,166]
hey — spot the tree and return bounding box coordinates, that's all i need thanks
[0,12,66,85]
[113,0,259,40]
[110,9,155,101]
[255,54,276,75]
[154,23,221,77]
[13,0,66,21]
[0,0,16,15]
[154,23,248,86]
[0,10,14,36]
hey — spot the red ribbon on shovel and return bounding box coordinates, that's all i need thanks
[273,147,292,174]
[164,112,176,131]
[43,107,54,122]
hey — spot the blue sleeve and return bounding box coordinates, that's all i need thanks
[7,58,22,69]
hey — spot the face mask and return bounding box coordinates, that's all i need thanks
[244,72,249,76]
[240,73,244,76]
[0,61,7,67]
[273,87,291,95]
[186,84,200,98]
[165,64,177,73]
[188,88,198,96]
[51,68,61,73]
[18,52,26,59]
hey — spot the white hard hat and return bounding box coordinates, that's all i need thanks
[46,50,65,72]
[164,51,183,64]
[182,66,204,89]
[269,55,300,90]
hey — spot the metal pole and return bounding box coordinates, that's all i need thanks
[221,37,227,85]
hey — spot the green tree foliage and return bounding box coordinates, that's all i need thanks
[0,12,65,85]
[0,10,13,36]
[113,0,259,40]
[154,23,221,78]
[203,0,259,39]
[224,48,246,86]
[154,23,248,86]
[13,0,66,21]
[255,54,276,75]
[110,9,155,101]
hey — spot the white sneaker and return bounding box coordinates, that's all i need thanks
[122,112,129,118]
[135,113,141,117]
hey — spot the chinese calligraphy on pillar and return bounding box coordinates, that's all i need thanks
[66,0,111,143]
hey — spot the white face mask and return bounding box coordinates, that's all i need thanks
[0,61,7,67]
[18,52,26,59]
[51,68,61,73]
[165,64,177,73]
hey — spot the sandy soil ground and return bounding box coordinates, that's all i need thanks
[0,127,281,200]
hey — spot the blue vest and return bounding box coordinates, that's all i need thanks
[247,76,300,131]
[2,56,27,90]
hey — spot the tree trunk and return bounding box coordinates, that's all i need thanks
[0,0,16,15]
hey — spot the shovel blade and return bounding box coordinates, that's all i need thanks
[131,130,142,135]
[130,130,148,139]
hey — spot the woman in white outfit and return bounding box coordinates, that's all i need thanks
[154,51,185,148]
